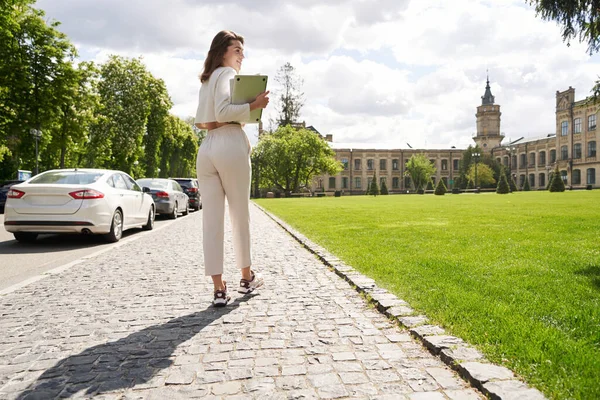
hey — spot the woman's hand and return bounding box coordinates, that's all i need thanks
[250,90,270,111]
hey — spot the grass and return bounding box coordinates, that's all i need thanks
[256,191,600,400]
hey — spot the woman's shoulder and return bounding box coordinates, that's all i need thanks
[213,66,237,77]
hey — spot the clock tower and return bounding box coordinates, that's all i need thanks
[474,76,503,152]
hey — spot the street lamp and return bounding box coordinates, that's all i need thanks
[30,128,42,175]
[473,151,480,190]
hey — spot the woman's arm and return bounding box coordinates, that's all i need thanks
[214,68,251,123]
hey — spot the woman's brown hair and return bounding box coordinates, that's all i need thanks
[200,30,245,83]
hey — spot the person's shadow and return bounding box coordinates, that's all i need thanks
[16,296,254,399]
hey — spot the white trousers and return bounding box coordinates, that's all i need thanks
[196,125,252,276]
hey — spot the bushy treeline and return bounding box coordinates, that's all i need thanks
[0,1,199,180]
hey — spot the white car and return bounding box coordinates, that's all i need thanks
[3,169,155,243]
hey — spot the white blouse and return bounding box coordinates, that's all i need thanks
[194,66,250,129]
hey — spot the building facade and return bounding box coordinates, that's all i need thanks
[314,82,599,193]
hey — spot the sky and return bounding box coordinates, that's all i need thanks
[36,0,600,149]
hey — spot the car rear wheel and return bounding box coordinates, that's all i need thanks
[182,203,189,216]
[168,202,178,220]
[142,206,155,230]
[104,209,123,242]
[14,232,38,243]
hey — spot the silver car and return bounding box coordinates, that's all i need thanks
[136,178,189,219]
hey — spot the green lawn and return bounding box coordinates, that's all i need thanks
[256,191,600,400]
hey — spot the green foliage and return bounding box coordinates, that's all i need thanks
[466,179,473,189]
[549,165,566,192]
[467,162,496,187]
[434,178,447,195]
[368,173,379,196]
[404,154,436,191]
[523,177,531,191]
[253,125,342,195]
[496,170,510,194]
[380,179,389,195]
[426,180,433,190]
[509,175,518,192]
[275,62,304,127]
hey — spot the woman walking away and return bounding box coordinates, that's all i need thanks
[195,30,270,307]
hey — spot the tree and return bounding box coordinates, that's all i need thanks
[254,125,341,196]
[404,154,436,191]
[380,179,389,195]
[549,165,566,192]
[466,163,496,187]
[496,170,510,194]
[509,175,518,192]
[369,173,379,196]
[523,177,531,191]
[275,62,304,127]
[434,179,447,195]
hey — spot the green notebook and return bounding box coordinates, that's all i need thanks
[230,75,268,123]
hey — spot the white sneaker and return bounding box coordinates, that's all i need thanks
[238,272,264,294]
[213,282,230,307]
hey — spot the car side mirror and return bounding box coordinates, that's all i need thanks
[142,187,151,193]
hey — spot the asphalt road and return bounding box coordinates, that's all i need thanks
[0,212,193,292]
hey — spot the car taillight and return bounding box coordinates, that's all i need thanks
[69,189,105,199]
[7,189,25,199]
[156,191,169,198]
[188,188,198,193]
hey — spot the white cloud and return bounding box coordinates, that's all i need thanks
[36,0,600,148]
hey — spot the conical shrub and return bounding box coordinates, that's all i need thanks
[549,166,565,192]
[434,179,447,195]
[523,177,531,191]
[380,179,389,195]
[496,171,510,194]
[509,176,518,192]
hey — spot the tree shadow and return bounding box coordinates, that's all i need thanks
[575,265,600,290]
[16,295,254,399]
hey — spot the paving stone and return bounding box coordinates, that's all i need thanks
[482,380,546,400]
[459,362,515,385]
[422,335,466,355]
[440,346,485,364]
[0,205,536,400]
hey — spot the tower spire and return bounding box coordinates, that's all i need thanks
[481,73,495,105]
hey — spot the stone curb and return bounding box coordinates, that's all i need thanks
[253,202,547,400]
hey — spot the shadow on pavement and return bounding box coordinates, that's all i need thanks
[575,265,600,290]
[16,295,254,399]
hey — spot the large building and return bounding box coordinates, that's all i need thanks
[314,81,599,193]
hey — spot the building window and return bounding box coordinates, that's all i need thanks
[329,177,336,189]
[367,159,374,170]
[392,177,399,189]
[561,145,568,160]
[318,179,322,189]
[430,159,436,168]
[529,173,535,188]
[453,159,459,170]
[379,177,386,187]
[561,121,568,136]
[574,118,582,134]
[404,176,411,189]
[587,168,596,185]
[574,143,582,159]
[354,177,361,189]
[539,173,545,188]
[550,149,556,163]
[520,154,527,168]
[529,153,535,166]
[519,175,525,188]
[380,159,387,171]
[503,156,509,167]
[354,159,361,170]
[588,141,597,157]
[341,158,348,170]
[367,177,372,188]
[589,114,596,131]
[342,177,348,189]
[512,155,517,169]
[441,159,448,171]
[572,169,581,185]
[539,151,546,165]
[392,159,399,170]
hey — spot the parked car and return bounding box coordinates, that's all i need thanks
[3,169,155,243]
[136,178,189,219]
[0,180,25,213]
[171,177,201,211]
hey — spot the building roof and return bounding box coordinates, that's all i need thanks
[481,76,495,105]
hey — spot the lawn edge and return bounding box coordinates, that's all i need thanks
[253,201,547,400]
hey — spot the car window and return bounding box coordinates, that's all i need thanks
[106,175,115,188]
[112,174,129,190]
[122,174,141,192]
[174,179,192,188]
[29,171,104,185]
[137,179,168,190]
